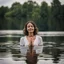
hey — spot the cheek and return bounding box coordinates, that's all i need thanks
[33,27,35,30]
[33,28,35,31]
[32,28,35,32]
[27,27,30,32]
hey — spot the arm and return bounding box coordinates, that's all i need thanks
[20,37,28,55]
[33,36,43,54]
[37,36,43,53]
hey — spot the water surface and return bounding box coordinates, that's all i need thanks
[0,32,64,64]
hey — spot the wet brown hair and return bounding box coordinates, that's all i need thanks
[23,21,38,36]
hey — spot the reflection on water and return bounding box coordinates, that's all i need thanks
[0,34,64,64]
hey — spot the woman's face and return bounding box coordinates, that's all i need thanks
[27,23,34,33]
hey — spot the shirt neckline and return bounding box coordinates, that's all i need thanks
[25,35,37,45]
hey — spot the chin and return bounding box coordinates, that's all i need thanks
[30,32,33,33]
[29,31,33,32]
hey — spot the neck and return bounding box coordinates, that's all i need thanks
[28,32,34,37]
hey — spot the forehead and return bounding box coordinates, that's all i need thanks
[27,23,33,26]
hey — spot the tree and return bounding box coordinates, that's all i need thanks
[27,0,34,20]
[39,1,49,31]
[22,2,28,18]
[60,5,64,30]
[5,2,22,18]
[51,0,61,31]
[0,6,9,18]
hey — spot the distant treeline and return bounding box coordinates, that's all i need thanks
[0,0,64,31]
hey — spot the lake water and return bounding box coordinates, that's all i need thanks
[0,31,64,64]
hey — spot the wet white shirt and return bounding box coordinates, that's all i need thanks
[20,35,43,55]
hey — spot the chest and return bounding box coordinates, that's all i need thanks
[24,36,39,46]
[27,37,35,43]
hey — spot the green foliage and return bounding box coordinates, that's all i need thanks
[51,0,62,31]
[0,6,9,17]
[0,0,64,31]
[5,2,22,18]
[39,1,49,31]
[22,2,28,18]
[11,2,22,10]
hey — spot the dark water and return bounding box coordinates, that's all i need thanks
[0,34,64,64]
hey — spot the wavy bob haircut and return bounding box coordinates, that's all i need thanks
[23,21,38,36]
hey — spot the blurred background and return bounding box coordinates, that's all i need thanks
[0,0,64,64]
[0,0,64,31]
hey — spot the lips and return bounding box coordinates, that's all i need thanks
[29,29,33,31]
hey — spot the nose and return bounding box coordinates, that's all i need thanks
[29,26,32,29]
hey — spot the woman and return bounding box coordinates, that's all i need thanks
[20,21,43,64]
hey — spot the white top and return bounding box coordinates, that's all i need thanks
[20,35,43,46]
[20,35,43,55]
